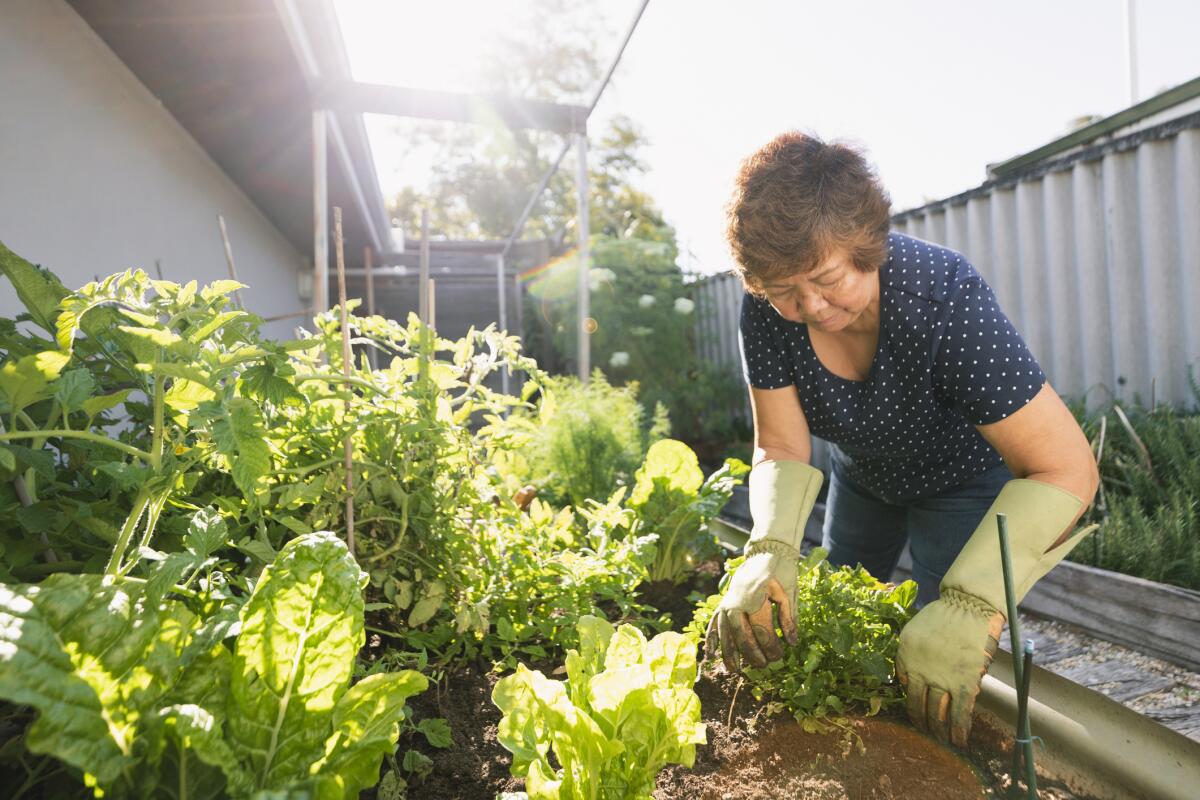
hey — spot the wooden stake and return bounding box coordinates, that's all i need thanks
[216,214,246,309]
[428,278,436,329]
[334,207,355,556]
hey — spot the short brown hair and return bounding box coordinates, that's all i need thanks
[725,131,892,295]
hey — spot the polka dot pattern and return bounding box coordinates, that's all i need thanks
[737,232,1046,502]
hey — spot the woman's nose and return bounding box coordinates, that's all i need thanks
[799,291,828,316]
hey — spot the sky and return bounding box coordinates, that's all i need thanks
[334,0,1200,275]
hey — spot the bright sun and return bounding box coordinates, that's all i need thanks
[333,0,522,94]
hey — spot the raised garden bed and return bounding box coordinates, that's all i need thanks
[392,651,1092,799]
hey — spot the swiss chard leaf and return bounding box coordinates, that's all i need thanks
[227,530,366,791]
[0,574,197,789]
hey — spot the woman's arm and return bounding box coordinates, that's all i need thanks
[749,384,813,466]
[975,382,1100,548]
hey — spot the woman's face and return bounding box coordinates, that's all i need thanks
[760,250,878,333]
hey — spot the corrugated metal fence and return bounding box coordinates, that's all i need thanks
[695,118,1200,414]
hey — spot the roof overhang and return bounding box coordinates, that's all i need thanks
[67,0,391,264]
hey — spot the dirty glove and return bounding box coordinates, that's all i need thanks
[896,479,1097,747]
[704,460,822,672]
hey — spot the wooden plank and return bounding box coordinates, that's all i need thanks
[1023,560,1200,673]
[1050,660,1178,704]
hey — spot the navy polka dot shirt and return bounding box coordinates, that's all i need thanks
[739,232,1046,503]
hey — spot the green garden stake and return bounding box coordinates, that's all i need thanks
[997,512,1038,799]
[1017,640,1039,798]
[996,514,1023,682]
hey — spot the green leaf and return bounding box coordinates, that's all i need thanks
[161,703,254,797]
[95,461,155,491]
[235,537,277,565]
[144,361,216,387]
[228,531,367,791]
[82,389,132,419]
[188,310,246,343]
[417,717,452,748]
[118,307,163,327]
[0,350,71,414]
[276,516,313,536]
[407,581,445,627]
[401,748,433,776]
[117,324,184,349]
[0,574,196,789]
[198,398,272,498]
[54,368,95,413]
[165,378,218,415]
[241,363,305,408]
[187,507,229,559]
[310,671,429,797]
[0,446,15,472]
[0,240,69,333]
[629,439,703,507]
[201,280,248,302]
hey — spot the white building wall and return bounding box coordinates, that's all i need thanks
[0,0,307,340]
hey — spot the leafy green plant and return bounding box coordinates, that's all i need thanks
[443,490,657,670]
[0,245,305,578]
[1071,392,1200,590]
[0,529,430,798]
[691,549,917,732]
[627,440,749,583]
[497,372,668,509]
[492,615,705,800]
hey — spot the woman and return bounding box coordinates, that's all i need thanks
[704,132,1099,747]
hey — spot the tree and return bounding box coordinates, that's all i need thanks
[385,1,673,246]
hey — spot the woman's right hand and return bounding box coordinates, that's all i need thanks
[704,549,799,672]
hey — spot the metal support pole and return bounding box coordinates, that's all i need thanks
[575,132,590,382]
[419,209,431,325]
[364,245,377,369]
[312,110,329,315]
[1125,0,1139,106]
[496,253,510,395]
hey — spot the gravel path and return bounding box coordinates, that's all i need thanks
[1003,613,1200,741]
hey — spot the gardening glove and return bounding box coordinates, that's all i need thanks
[704,459,822,672]
[896,479,1098,747]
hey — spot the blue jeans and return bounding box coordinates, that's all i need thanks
[820,459,1013,609]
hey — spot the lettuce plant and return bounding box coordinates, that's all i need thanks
[0,530,430,798]
[492,615,705,800]
[626,439,748,583]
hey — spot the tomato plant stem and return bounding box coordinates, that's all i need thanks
[0,430,152,462]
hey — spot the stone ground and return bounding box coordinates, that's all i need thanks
[1002,613,1200,741]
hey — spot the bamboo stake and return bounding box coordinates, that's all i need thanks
[216,214,246,309]
[262,308,314,323]
[428,278,436,329]
[333,207,355,556]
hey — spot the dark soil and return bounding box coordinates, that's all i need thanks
[655,670,988,800]
[401,659,522,800]
[637,556,723,632]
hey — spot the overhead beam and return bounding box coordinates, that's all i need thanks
[311,78,588,134]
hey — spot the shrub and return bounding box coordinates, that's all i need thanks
[498,372,668,508]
